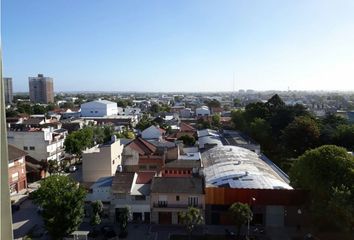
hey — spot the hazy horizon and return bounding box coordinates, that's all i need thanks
[3,0,354,92]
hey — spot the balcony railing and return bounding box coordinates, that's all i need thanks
[153,202,203,209]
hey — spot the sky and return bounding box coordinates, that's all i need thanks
[2,0,354,92]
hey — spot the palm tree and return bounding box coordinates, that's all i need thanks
[229,202,253,239]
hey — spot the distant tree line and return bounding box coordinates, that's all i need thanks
[231,94,354,172]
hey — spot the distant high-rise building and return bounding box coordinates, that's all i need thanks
[29,74,54,103]
[3,77,13,104]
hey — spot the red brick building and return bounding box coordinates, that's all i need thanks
[8,145,27,194]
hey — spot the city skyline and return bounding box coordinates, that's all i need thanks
[3,0,354,92]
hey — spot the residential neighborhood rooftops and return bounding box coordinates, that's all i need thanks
[126,138,157,155]
[151,177,204,194]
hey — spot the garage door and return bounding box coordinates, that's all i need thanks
[159,212,172,224]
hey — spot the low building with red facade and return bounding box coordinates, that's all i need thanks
[8,144,27,194]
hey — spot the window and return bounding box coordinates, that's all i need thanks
[95,111,98,113]
[139,165,147,170]
[188,196,199,207]
[29,146,35,150]
[12,172,19,182]
[90,111,93,113]
[135,195,146,201]
[23,146,28,150]
[176,195,180,201]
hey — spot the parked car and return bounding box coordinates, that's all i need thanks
[69,165,77,172]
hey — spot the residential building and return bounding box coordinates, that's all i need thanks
[123,138,165,172]
[29,74,54,103]
[150,177,205,224]
[8,145,27,194]
[141,125,166,140]
[111,172,152,223]
[3,77,13,104]
[196,106,210,117]
[82,137,123,182]
[7,122,67,162]
[180,108,193,118]
[81,99,118,117]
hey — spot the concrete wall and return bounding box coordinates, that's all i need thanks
[82,140,123,182]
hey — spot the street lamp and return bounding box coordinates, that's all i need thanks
[247,197,256,238]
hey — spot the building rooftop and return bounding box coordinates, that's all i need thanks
[151,177,204,194]
[201,146,292,190]
[111,172,135,194]
[126,138,157,155]
[8,144,27,162]
[90,176,113,189]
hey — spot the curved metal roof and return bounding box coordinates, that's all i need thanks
[201,146,292,190]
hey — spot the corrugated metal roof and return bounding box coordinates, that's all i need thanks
[201,146,292,190]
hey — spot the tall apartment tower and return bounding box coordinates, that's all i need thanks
[3,77,13,104]
[29,74,54,103]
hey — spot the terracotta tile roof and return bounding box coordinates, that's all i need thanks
[136,171,156,184]
[180,122,196,132]
[126,137,157,155]
[8,144,27,161]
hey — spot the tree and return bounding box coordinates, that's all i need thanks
[150,103,160,113]
[90,201,103,233]
[136,114,152,131]
[47,160,59,175]
[231,110,247,131]
[6,108,19,117]
[205,99,221,108]
[333,124,354,151]
[290,145,354,230]
[233,98,241,107]
[178,135,196,146]
[32,104,47,114]
[249,118,272,145]
[265,94,285,112]
[229,202,253,239]
[211,114,221,129]
[64,127,94,158]
[32,175,87,239]
[281,116,320,157]
[17,103,33,115]
[117,207,130,237]
[244,102,269,123]
[178,207,203,240]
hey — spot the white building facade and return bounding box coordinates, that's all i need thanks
[81,100,118,117]
[7,127,67,162]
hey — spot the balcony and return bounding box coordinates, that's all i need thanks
[153,202,203,209]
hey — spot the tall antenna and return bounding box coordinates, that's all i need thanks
[233,72,235,99]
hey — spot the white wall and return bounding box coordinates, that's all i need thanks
[82,140,123,182]
[81,101,118,117]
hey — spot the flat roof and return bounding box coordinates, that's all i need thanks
[201,146,292,190]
